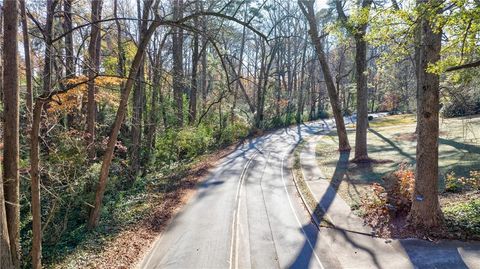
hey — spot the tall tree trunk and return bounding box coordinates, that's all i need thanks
[255,43,276,128]
[189,28,199,124]
[335,0,372,160]
[0,7,3,102]
[88,20,160,229]
[144,50,162,171]
[1,1,17,267]
[28,1,58,267]
[130,0,152,179]
[408,0,443,231]
[201,40,208,112]
[29,101,44,269]
[63,0,76,128]
[0,163,13,268]
[20,0,33,120]
[353,33,370,161]
[309,61,316,120]
[275,48,282,118]
[255,45,267,128]
[63,0,74,78]
[2,0,20,266]
[114,0,126,77]
[296,38,308,123]
[86,0,103,160]
[299,1,350,151]
[231,3,248,123]
[172,0,184,126]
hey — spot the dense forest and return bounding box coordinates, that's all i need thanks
[0,0,479,268]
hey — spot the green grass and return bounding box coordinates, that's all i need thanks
[368,114,416,128]
[317,114,480,190]
[315,114,480,222]
[291,141,333,227]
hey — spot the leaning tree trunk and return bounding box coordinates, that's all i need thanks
[408,0,443,231]
[2,0,20,266]
[299,0,350,151]
[88,20,160,229]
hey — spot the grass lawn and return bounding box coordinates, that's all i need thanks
[315,114,480,238]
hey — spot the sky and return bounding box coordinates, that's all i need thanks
[316,0,330,10]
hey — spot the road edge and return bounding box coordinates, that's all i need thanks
[289,139,334,229]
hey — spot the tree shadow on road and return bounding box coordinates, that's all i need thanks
[289,149,382,268]
[288,129,476,268]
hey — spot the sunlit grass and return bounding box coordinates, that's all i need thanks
[315,114,480,213]
[368,114,416,128]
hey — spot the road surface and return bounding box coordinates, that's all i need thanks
[139,118,480,269]
[139,121,339,269]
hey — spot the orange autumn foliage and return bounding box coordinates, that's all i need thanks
[48,75,125,114]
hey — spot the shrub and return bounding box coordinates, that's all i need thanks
[219,121,249,145]
[441,93,480,118]
[317,110,330,119]
[388,164,415,213]
[445,172,463,192]
[360,164,415,229]
[443,199,480,239]
[342,109,352,117]
[360,183,390,229]
[156,125,214,166]
[445,171,480,192]
[267,114,297,129]
[155,121,250,168]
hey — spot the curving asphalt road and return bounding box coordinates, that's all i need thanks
[139,118,480,269]
[139,121,339,269]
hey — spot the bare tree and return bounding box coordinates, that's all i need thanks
[88,16,161,229]
[254,41,277,128]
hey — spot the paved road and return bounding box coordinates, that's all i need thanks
[138,118,480,269]
[139,121,339,269]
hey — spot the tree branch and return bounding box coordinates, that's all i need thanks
[446,59,480,72]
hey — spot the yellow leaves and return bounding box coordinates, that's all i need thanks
[47,75,125,115]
